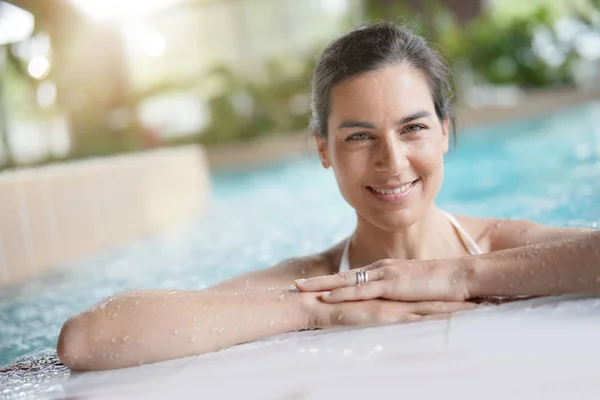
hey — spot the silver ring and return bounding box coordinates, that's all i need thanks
[355,269,368,285]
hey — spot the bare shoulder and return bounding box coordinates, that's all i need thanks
[449,214,502,253]
[210,240,345,292]
[453,214,594,252]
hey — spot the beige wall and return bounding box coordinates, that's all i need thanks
[0,145,210,287]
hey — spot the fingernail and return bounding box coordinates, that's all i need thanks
[295,279,308,285]
[321,291,331,297]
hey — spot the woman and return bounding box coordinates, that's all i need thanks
[57,21,600,371]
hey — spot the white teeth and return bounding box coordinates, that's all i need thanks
[371,182,413,195]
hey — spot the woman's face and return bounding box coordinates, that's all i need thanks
[317,64,449,231]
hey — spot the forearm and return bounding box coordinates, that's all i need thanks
[57,288,315,370]
[466,230,600,298]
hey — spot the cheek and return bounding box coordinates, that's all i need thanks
[407,138,445,175]
[330,145,369,191]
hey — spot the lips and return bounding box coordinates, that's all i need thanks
[366,179,419,203]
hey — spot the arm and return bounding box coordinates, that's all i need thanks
[58,288,317,371]
[57,255,330,371]
[466,221,600,297]
[296,221,600,301]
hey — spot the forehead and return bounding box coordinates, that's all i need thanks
[329,65,435,119]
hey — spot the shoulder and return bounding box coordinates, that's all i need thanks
[211,240,346,292]
[446,213,502,253]
[453,215,594,252]
[278,240,346,277]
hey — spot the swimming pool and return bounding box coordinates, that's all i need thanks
[1,101,600,398]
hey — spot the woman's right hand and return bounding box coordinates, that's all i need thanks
[303,295,478,329]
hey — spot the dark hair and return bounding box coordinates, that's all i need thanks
[310,21,455,142]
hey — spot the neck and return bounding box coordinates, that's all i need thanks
[348,205,458,268]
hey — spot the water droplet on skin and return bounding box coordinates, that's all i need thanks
[122,335,130,342]
[427,280,432,286]
[99,303,107,310]
[134,300,140,307]
[203,305,210,311]
[301,267,306,275]
[246,317,252,323]
[529,269,535,276]
[269,320,274,328]
[111,313,119,319]
[267,287,275,291]
[111,337,116,343]
[596,275,600,283]
[337,313,344,321]
[173,330,179,336]
[190,335,197,343]
[218,327,225,334]
[558,279,563,285]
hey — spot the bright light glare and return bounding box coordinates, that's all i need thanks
[37,81,58,109]
[69,0,179,20]
[0,2,34,45]
[28,56,51,79]
[142,31,166,58]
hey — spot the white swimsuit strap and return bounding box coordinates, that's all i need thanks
[440,210,484,255]
[339,237,351,273]
[338,211,483,273]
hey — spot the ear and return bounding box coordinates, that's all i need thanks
[314,133,331,168]
[441,118,450,154]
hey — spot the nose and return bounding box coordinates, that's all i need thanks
[374,136,408,176]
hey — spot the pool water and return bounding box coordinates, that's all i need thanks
[1,101,600,388]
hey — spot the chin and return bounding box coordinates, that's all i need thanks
[363,207,422,231]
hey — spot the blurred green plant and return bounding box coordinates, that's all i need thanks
[3,0,599,170]
[198,54,317,145]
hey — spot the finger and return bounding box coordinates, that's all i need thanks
[295,268,381,292]
[420,313,451,321]
[320,281,386,302]
[407,301,478,315]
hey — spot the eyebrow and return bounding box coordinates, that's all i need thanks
[337,110,432,131]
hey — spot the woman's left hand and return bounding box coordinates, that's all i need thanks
[295,258,472,303]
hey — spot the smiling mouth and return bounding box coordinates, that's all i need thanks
[366,179,419,203]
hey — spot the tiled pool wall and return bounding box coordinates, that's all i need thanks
[0,145,210,287]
